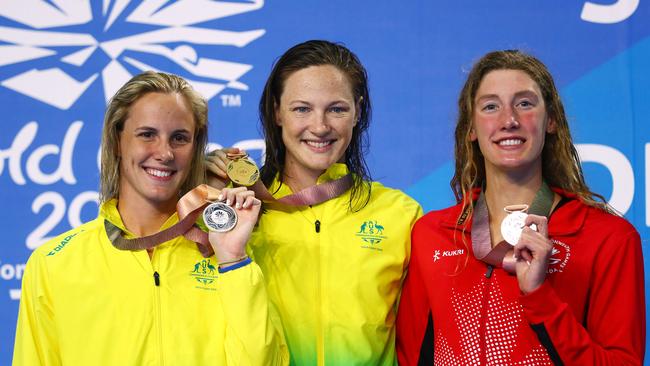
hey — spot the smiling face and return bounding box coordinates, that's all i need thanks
[275,65,358,182]
[118,92,196,210]
[471,69,556,178]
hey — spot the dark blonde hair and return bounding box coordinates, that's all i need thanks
[259,40,372,211]
[452,50,610,218]
[99,71,208,202]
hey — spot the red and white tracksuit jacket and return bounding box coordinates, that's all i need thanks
[397,189,645,365]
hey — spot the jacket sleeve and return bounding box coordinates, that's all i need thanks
[520,229,645,365]
[216,261,289,366]
[396,225,434,366]
[13,252,61,366]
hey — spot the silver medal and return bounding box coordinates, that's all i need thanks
[203,202,237,232]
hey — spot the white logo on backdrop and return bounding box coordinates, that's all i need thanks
[0,0,265,109]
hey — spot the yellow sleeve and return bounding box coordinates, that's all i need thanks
[13,252,61,366]
[216,261,289,366]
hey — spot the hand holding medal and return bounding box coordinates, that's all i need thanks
[205,148,260,188]
[206,187,261,267]
[511,213,554,294]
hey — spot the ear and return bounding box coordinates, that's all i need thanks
[469,125,477,141]
[546,118,557,133]
[274,102,282,126]
[354,96,364,127]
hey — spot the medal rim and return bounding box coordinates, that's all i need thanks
[501,211,527,246]
[227,159,260,186]
[202,202,238,232]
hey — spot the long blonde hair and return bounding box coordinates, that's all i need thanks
[99,71,208,202]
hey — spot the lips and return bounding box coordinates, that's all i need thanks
[496,138,525,146]
[145,167,175,178]
[303,140,335,149]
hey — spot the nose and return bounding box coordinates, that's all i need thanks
[502,109,520,130]
[154,142,174,162]
[310,111,331,135]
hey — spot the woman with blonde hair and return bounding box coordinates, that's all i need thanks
[14,71,288,365]
[397,50,645,365]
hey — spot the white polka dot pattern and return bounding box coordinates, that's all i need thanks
[434,272,553,365]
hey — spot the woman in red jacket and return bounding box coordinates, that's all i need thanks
[396,50,645,365]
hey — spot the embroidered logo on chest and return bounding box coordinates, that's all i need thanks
[356,220,387,251]
[547,239,571,274]
[433,249,465,262]
[190,258,218,289]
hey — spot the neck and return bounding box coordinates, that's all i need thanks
[117,195,176,237]
[483,167,543,245]
[282,162,324,193]
[484,170,542,214]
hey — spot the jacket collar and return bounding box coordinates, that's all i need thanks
[269,163,350,198]
[99,199,180,239]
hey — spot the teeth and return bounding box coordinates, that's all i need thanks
[305,141,332,148]
[499,139,523,146]
[146,168,172,177]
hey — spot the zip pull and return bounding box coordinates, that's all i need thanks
[153,271,160,286]
[315,220,321,233]
[485,265,493,278]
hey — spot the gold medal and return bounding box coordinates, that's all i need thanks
[227,158,260,186]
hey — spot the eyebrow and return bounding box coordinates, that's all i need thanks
[134,126,192,134]
[475,90,539,103]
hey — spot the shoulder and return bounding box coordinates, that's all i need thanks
[414,202,464,232]
[30,218,103,261]
[368,181,422,216]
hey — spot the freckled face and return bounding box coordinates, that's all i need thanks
[275,65,358,180]
[471,69,556,176]
[118,92,196,209]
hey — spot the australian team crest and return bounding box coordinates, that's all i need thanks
[190,258,218,287]
[356,220,387,250]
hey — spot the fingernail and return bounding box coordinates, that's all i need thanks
[217,194,223,201]
[236,202,241,209]
[226,199,231,206]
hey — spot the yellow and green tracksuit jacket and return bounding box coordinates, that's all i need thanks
[13,199,289,366]
[249,163,423,365]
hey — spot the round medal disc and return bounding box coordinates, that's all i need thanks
[203,202,237,232]
[501,211,528,245]
[227,159,260,186]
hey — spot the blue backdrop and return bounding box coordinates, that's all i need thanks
[1,1,648,364]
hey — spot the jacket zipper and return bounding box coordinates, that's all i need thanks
[480,265,493,365]
[153,270,164,366]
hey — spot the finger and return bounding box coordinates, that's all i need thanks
[525,214,548,238]
[205,160,228,179]
[218,187,247,205]
[222,147,241,154]
[242,195,261,209]
[234,190,255,209]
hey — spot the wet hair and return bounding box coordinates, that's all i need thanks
[259,40,372,211]
[452,50,611,218]
[99,71,208,202]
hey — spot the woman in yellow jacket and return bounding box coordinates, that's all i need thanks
[13,72,288,366]
[207,40,422,365]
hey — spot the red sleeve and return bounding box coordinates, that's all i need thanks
[397,227,433,366]
[520,229,645,365]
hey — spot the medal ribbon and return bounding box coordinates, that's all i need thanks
[225,153,354,207]
[105,184,220,258]
[250,174,354,207]
[471,181,554,274]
